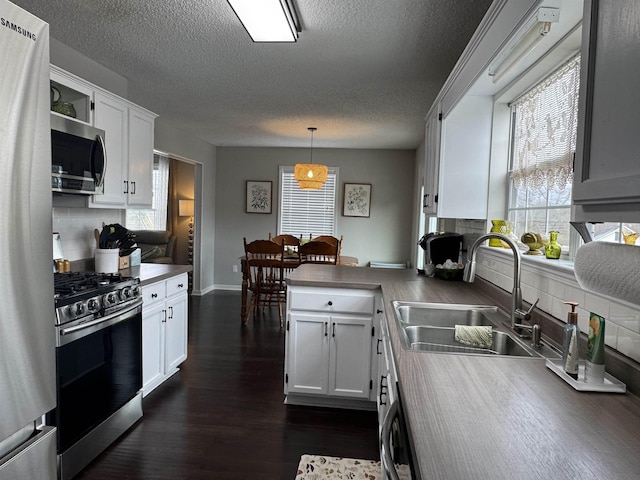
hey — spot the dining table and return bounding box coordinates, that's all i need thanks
[239,255,358,320]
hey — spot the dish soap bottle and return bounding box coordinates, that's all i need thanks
[545,231,561,259]
[562,301,580,380]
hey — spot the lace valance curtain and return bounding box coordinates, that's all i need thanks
[511,55,581,189]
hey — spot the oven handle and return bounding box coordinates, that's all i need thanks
[380,399,401,480]
[60,299,143,336]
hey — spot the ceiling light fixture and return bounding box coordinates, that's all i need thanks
[227,0,301,43]
[294,127,328,190]
[488,7,560,84]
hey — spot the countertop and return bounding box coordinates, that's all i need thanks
[119,263,192,286]
[287,264,640,480]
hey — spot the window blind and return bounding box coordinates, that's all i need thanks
[279,167,337,237]
[511,54,581,190]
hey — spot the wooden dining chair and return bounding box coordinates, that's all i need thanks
[299,239,339,265]
[243,238,286,327]
[269,234,301,251]
[269,234,301,278]
[311,235,343,257]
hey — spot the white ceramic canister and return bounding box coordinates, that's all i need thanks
[94,248,119,273]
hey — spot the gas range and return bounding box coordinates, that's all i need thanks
[54,272,141,327]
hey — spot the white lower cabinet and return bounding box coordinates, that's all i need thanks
[285,286,381,408]
[142,273,189,396]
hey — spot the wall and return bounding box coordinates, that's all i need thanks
[214,147,416,289]
[154,119,216,295]
[452,219,640,364]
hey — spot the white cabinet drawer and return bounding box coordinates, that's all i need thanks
[289,287,375,315]
[166,273,188,297]
[142,280,165,307]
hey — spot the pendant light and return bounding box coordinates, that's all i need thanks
[294,127,328,190]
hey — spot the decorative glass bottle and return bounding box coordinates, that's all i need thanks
[489,220,507,247]
[545,231,561,259]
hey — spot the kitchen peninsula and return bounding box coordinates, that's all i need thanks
[286,264,640,480]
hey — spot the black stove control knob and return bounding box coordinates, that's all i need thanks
[74,302,85,316]
[131,286,141,298]
[87,298,100,312]
[121,287,132,300]
[106,292,118,306]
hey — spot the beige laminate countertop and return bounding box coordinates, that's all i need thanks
[119,263,192,286]
[287,264,640,480]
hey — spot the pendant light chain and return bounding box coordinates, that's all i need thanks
[308,127,316,164]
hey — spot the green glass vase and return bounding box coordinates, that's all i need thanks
[545,231,561,259]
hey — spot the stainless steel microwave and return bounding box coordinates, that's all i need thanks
[51,114,106,195]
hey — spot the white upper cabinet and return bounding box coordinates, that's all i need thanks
[50,67,94,125]
[92,92,128,206]
[50,65,157,209]
[126,105,155,208]
[422,108,440,216]
[572,0,640,223]
[438,95,493,220]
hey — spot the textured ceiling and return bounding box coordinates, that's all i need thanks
[13,0,492,149]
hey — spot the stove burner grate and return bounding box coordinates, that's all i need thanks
[54,272,127,297]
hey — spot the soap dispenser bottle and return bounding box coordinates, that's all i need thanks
[563,301,580,380]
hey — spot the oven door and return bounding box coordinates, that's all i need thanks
[54,302,142,453]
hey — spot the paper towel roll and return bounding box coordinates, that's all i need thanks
[574,242,640,306]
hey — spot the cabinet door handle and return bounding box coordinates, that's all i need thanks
[123,180,129,194]
[376,338,382,354]
[168,306,173,319]
[327,301,333,306]
[178,283,184,288]
[131,181,136,195]
[332,323,336,338]
[324,322,328,337]
[151,293,158,299]
[376,309,383,314]
[162,309,167,323]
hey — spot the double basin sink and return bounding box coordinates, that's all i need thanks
[393,301,559,358]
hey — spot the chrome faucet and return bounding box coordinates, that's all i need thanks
[463,233,540,340]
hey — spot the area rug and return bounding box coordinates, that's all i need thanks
[295,454,381,480]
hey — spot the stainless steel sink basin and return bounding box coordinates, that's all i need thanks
[394,301,499,327]
[392,301,541,357]
[402,325,535,356]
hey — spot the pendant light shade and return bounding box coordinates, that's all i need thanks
[295,127,328,190]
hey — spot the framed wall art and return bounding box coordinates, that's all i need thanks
[343,183,371,217]
[246,180,272,214]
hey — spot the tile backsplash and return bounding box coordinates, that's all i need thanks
[451,218,640,364]
[53,207,124,261]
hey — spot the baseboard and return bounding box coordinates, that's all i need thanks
[285,393,376,411]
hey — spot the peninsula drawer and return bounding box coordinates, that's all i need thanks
[288,287,375,314]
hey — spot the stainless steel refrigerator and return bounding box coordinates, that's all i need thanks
[0,1,57,479]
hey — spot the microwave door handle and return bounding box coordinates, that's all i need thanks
[92,134,107,189]
[380,400,402,480]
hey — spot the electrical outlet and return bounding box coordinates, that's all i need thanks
[232,265,238,273]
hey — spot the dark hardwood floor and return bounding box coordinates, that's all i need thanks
[75,290,379,479]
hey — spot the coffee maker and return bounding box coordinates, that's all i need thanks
[417,232,463,274]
